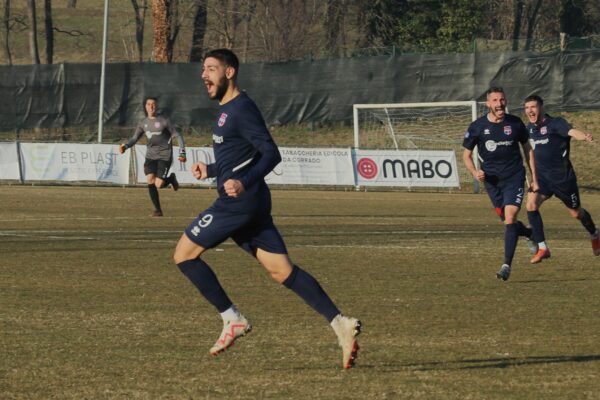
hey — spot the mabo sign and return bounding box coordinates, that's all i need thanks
[354,149,459,188]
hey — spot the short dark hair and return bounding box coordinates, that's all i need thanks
[143,96,158,116]
[524,95,544,105]
[204,48,239,79]
[486,86,505,97]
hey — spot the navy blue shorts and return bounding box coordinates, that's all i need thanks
[484,170,525,218]
[537,174,581,209]
[184,191,288,256]
[144,158,172,179]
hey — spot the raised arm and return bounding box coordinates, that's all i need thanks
[568,128,594,142]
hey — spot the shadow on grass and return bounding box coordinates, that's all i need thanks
[404,354,600,371]
[512,278,600,284]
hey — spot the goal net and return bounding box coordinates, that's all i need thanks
[353,101,478,188]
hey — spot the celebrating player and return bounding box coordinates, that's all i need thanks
[119,97,186,217]
[172,49,361,369]
[524,95,600,260]
[463,87,538,281]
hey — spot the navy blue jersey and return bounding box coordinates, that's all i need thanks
[527,116,573,182]
[206,92,281,204]
[463,114,529,181]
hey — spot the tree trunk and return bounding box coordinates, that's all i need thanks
[67,0,76,8]
[27,0,40,64]
[131,0,147,62]
[524,0,542,51]
[2,0,12,65]
[242,0,256,62]
[44,0,53,64]
[325,0,343,57]
[152,0,169,62]
[511,0,524,51]
[188,0,207,62]
[166,0,179,63]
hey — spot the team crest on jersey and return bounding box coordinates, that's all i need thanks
[484,129,490,135]
[218,113,228,127]
[541,126,548,135]
[154,121,161,129]
[464,131,470,138]
[503,126,512,136]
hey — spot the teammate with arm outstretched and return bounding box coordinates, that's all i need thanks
[524,95,600,260]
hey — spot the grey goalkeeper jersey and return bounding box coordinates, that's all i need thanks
[126,115,185,161]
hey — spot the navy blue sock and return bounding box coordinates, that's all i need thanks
[148,184,161,211]
[177,259,233,313]
[283,265,340,323]
[578,208,597,235]
[515,220,532,238]
[527,210,545,243]
[504,223,519,265]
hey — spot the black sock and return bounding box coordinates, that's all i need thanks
[515,220,532,238]
[283,265,340,323]
[578,208,597,235]
[527,211,545,243]
[504,223,519,265]
[148,184,161,211]
[177,258,233,312]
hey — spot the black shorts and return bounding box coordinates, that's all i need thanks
[484,170,525,218]
[538,174,581,209]
[184,187,288,256]
[144,158,172,179]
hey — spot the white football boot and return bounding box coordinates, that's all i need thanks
[331,314,362,369]
[209,314,252,356]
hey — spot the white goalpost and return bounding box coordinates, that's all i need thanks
[352,101,480,190]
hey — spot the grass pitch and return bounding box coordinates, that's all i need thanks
[1,186,600,399]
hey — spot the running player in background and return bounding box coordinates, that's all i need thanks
[463,87,538,281]
[119,97,186,217]
[524,95,600,260]
[172,48,361,369]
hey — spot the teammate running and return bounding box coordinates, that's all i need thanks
[463,87,538,281]
[172,49,361,369]
[524,95,600,260]
[119,97,186,217]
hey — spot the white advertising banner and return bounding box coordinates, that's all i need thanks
[134,146,354,186]
[134,145,216,185]
[354,149,460,187]
[0,142,21,180]
[20,143,130,184]
[265,147,354,185]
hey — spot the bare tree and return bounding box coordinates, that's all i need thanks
[212,0,242,49]
[131,0,148,62]
[189,0,207,62]
[26,0,40,64]
[325,0,344,57]
[524,0,543,50]
[512,0,524,50]
[152,0,169,62]
[44,0,53,64]
[166,0,180,62]
[2,0,12,64]
[241,0,256,62]
[151,0,184,63]
[67,0,77,8]
[253,0,323,62]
